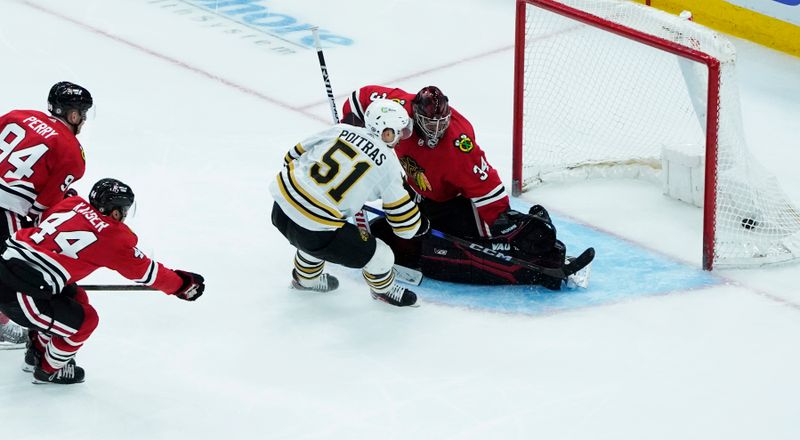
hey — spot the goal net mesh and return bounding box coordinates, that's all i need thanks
[516,0,800,268]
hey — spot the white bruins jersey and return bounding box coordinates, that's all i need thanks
[270,124,421,238]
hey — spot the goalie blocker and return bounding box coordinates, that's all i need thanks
[371,202,587,290]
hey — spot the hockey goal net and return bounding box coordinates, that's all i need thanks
[512,0,800,270]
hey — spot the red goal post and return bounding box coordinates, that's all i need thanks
[512,0,800,270]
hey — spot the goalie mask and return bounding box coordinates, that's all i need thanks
[412,86,451,148]
[364,99,413,147]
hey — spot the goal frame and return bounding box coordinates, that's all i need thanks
[512,0,723,270]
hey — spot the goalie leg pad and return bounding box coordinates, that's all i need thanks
[419,234,563,289]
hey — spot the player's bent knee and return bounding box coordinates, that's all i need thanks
[74,303,99,342]
[363,239,395,275]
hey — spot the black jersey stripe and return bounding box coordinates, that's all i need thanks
[285,162,344,220]
[0,183,36,205]
[472,185,506,207]
[276,175,346,227]
[351,90,365,121]
[383,194,412,210]
[385,205,419,223]
[4,239,68,292]
[6,239,69,286]
[391,218,422,234]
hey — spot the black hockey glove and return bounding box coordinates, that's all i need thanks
[413,216,431,238]
[173,271,205,301]
[490,209,556,258]
[528,204,552,224]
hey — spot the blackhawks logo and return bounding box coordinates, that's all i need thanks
[399,156,432,192]
[454,134,474,153]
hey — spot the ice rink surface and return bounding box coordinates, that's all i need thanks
[1,1,799,439]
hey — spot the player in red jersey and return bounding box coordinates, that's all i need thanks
[343,85,584,289]
[0,178,205,384]
[0,81,93,349]
[344,85,509,234]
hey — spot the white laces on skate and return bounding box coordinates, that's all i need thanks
[292,271,339,293]
[386,284,405,302]
[371,284,417,307]
[57,363,78,380]
[0,321,27,345]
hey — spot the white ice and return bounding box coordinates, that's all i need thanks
[1,1,799,439]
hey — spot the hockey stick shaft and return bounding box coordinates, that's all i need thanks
[359,205,571,279]
[311,27,340,125]
[311,27,370,233]
[81,285,155,291]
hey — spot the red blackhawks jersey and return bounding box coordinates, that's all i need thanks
[0,109,86,219]
[342,85,510,236]
[2,196,183,295]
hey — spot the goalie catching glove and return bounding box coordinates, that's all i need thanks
[489,205,561,266]
[173,271,205,301]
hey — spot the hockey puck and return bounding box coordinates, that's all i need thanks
[741,218,758,230]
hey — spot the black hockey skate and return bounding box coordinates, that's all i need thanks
[22,339,41,373]
[32,362,85,385]
[371,285,418,307]
[0,320,28,350]
[291,270,339,293]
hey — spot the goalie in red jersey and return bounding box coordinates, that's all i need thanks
[343,85,592,289]
[0,178,205,384]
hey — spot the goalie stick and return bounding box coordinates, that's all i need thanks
[360,205,594,281]
[310,27,370,233]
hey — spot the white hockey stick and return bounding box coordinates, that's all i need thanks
[310,27,370,233]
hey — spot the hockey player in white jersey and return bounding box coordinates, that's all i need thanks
[270,99,428,307]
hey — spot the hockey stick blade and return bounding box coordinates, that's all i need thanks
[563,247,595,278]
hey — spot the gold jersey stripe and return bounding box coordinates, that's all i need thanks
[286,162,344,220]
[392,220,421,233]
[386,206,420,223]
[383,194,412,210]
[276,176,346,227]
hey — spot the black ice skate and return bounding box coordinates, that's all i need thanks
[0,320,28,350]
[291,270,339,293]
[371,284,418,307]
[22,340,41,373]
[32,362,85,385]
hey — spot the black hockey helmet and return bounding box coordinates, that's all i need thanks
[48,81,93,118]
[89,178,135,218]
[412,86,451,147]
